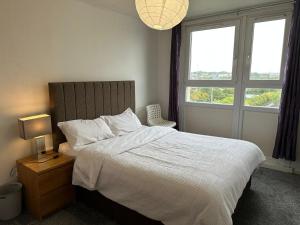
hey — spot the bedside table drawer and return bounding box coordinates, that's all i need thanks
[17,152,75,219]
[38,164,73,195]
[40,185,75,217]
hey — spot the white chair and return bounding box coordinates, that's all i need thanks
[146,104,176,128]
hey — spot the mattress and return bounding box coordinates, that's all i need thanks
[72,126,265,225]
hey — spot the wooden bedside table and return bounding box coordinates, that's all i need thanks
[17,151,75,219]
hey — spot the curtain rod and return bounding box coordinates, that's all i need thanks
[184,0,295,23]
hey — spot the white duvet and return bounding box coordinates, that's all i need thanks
[73,126,265,225]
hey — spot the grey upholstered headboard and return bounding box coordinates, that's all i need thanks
[48,81,135,151]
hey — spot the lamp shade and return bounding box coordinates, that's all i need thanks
[18,114,52,140]
[135,0,189,30]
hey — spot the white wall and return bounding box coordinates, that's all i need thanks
[0,0,158,185]
[184,107,234,138]
[157,31,172,118]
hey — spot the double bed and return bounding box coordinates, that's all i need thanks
[49,81,265,225]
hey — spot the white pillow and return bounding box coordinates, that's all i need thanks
[58,142,80,157]
[101,108,142,136]
[58,118,114,148]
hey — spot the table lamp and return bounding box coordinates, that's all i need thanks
[18,114,52,160]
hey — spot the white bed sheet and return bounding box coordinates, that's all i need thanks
[72,126,265,225]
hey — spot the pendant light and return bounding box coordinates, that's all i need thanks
[135,0,189,30]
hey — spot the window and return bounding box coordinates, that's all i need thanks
[190,26,236,80]
[186,87,235,105]
[185,15,289,110]
[244,88,282,108]
[244,17,287,109]
[249,19,286,80]
[185,21,239,107]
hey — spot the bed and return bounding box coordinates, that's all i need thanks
[49,81,265,225]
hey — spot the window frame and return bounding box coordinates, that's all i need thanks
[241,13,292,113]
[186,86,236,106]
[183,12,292,112]
[244,14,291,85]
[184,20,241,109]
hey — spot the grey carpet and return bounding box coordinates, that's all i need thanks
[1,168,299,225]
[232,168,300,225]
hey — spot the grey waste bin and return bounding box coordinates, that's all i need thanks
[0,182,22,220]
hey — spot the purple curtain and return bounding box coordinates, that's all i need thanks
[273,0,300,161]
[168,23,182,130]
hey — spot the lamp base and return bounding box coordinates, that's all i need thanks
[30,151,59,163]
[31,153,45,161]
[31,136,46,155]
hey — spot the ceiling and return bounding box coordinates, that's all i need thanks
[78,0,137,17]
[79,0,282,19]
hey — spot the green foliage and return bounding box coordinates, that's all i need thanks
[188,71,282,107]
[189,87,234,105]
[188,87,281,107]
[190,71,279,81]
[191,71,231,80]
[190,88,210,102]
[215,96,234,104]
[250,72,279,80]
[188,71,281,107]
[245,89,281,107]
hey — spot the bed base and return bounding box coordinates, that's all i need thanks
[76,186,163,225]
[76,177,252,225]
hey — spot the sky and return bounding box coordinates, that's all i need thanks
[190,19,286,74]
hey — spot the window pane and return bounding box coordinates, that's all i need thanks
[190,26,235,80]
[186,87,235,105]
[250,19,286,80]
[244,88,282,108]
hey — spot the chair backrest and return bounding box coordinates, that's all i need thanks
[146,104,162,122]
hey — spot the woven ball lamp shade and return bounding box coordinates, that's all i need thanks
[135,0,189,30]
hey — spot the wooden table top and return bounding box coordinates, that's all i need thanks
[17,151,75,174]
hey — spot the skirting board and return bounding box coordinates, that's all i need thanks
[261,156,300,175]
